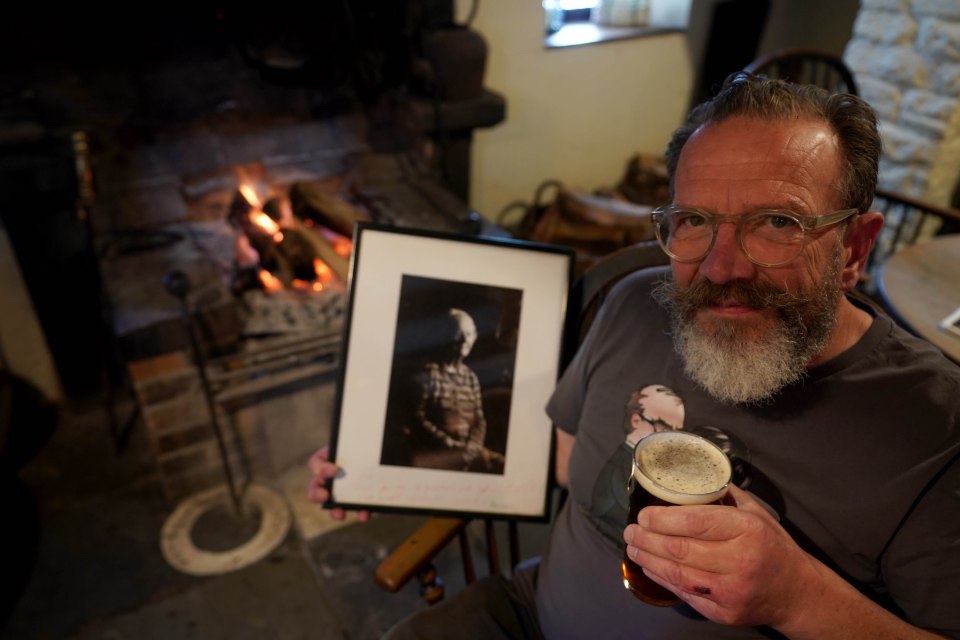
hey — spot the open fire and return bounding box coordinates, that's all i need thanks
[222,177,372,337]
[228,182,356,296]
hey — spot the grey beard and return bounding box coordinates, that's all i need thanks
[652,247,844,405]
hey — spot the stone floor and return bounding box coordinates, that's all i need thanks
[0,387,552,640]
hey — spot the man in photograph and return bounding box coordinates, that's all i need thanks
[387,307,505,474]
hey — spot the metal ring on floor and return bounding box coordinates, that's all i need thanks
[160,483,291,576]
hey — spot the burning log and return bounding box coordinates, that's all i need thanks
[277,226,327,281]
[228,189,275,253]
[289,179,369,238]
[261,193,349,282]
[288,217,348,282]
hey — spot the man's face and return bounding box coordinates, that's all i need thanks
[660,116,851,403]
[455,319,477,358]
[449,311,477,359]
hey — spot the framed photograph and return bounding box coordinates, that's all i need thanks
[326,223,574,520]
[939,304,960,339]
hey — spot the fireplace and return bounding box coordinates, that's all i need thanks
[1,2,506,504]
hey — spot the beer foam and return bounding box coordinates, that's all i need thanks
[633,431,731,505]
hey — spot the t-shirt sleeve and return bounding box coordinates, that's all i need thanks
[545,355,585,435]
[545,270,657,435]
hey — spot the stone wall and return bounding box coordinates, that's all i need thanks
[844,0,960,203]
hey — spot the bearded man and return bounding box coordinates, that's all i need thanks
[310,74,960,639]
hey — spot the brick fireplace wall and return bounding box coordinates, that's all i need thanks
[91,110,361,504]
[844,0,960,204]
[128,352,240,504]
[128,350,337,504]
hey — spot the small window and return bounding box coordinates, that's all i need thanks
[543,0,690,49]
[544,0,600,35]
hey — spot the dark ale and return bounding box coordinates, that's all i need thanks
[622,430,732,606]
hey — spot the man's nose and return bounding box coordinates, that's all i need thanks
[697,222,756,283]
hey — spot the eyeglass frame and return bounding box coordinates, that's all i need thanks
[650,204,860,268]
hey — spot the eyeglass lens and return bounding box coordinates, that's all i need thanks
[660,211,805,266]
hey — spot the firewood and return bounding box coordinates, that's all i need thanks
[290,217,350,282]
[260,243,296,286]
[289,181,369,238]
[277,229,321,281]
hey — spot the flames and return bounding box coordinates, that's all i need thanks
[250,210,282,240]
[232,182,352,295]
[257,268,285,293]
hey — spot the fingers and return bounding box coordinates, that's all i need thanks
[306,469,332,504]
[623,493,790,610]
[624,489,811,628]
[632,487,782,542]
[305,446,371,523]
[634,503,742,542]
[624,523,740,620]
[641,557,720,603]
[625,516,733,576]
[307,445,332,475]
[623,498,765,577]
[306,445,338,505]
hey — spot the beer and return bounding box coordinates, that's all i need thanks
[622,430,732,606]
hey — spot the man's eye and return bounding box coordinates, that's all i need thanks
[764,214,795,229]
[676,213,708,228]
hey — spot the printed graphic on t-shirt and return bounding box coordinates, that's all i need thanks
[587,384,751,549]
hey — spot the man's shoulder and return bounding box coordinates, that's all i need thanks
[605,264,672,302]
[848,293,960,376]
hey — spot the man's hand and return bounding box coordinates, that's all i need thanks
[623,485,816,628]
[624,485,946,639]
[306,445,370,523]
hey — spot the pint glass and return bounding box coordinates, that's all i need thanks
[622,430,732,606]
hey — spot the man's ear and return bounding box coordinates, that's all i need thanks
[841,211,884,291]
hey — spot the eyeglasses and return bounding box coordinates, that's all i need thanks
[651,205,859,267]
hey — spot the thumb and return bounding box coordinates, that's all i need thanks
[727,485,781,524]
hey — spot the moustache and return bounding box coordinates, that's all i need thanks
[670,279,812,314]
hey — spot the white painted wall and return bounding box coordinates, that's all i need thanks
[460,1,694,221]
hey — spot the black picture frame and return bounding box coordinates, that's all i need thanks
[326,223,574,520]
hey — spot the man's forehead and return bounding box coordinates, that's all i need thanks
[675,117,842,209]
[685,117,838,161]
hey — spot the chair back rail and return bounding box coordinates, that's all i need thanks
[866,188,960,282]
[744,47,859,96]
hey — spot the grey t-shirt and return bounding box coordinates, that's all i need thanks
[538,267,960,639]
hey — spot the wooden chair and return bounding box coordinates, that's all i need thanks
[743,47,859,96]
[374,240,671,603]
[861,188,960,293]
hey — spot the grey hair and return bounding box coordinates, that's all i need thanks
[664,72,881,214]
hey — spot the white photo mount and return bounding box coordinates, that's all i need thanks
[326,223,574,521]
